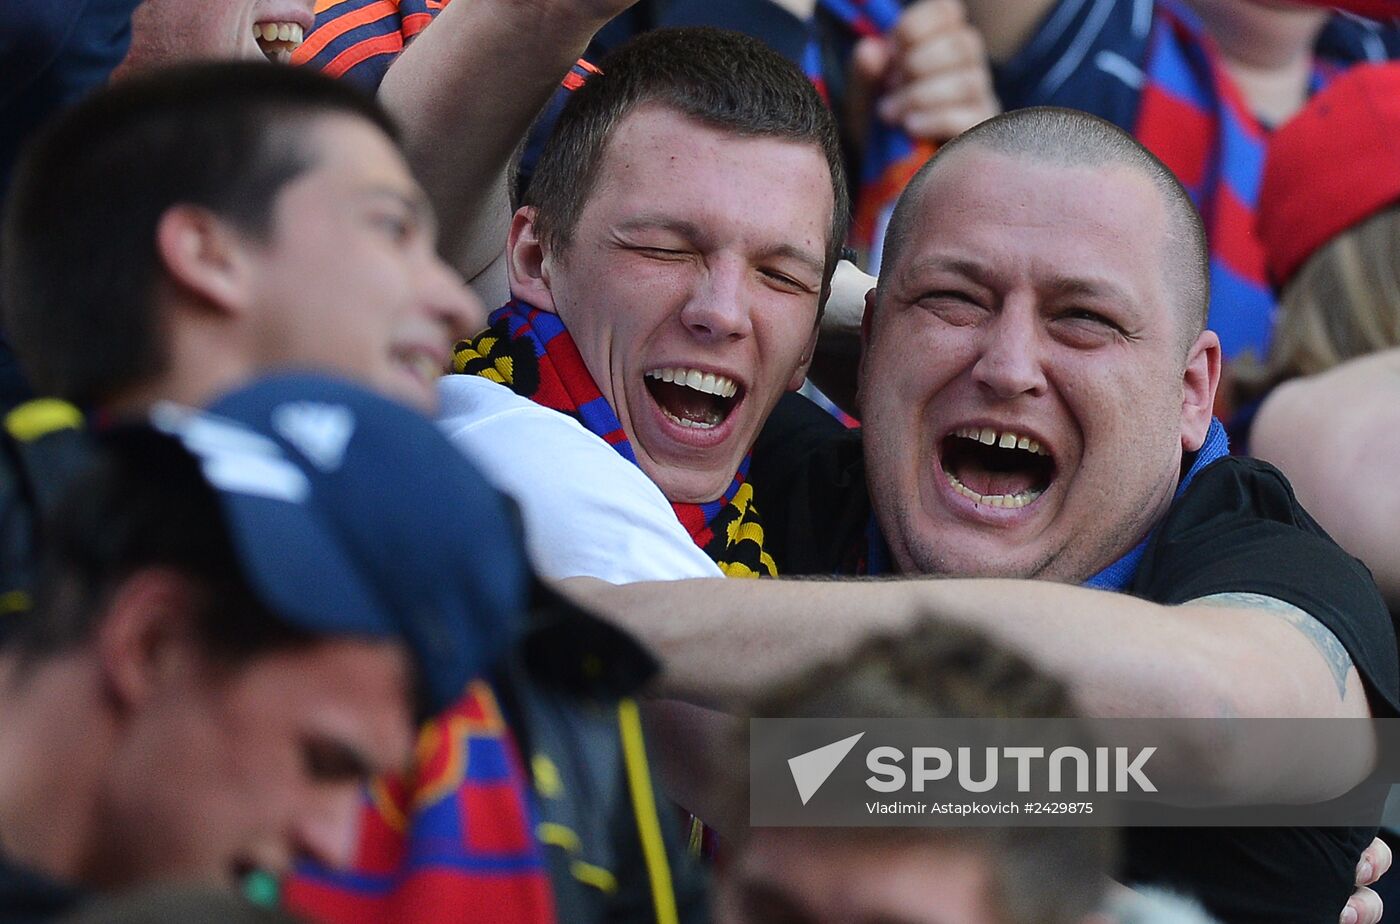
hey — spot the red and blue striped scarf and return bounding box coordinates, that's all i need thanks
[1134,0,1334,361]
[293,0,445,80]
[295,0,599,94]
[285,681,555,924]
[808,0,936,271]
[453,300,777,578]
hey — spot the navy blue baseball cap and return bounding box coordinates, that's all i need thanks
[146,372,532,714]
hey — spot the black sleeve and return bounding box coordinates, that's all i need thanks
[748,393,871,576]
[1,0,140,199]
[1131,457,1400,716]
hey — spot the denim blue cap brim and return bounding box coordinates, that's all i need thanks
[153,372,532,714]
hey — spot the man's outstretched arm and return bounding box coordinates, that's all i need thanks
[378,0,636,295]
[562,575,1375,798]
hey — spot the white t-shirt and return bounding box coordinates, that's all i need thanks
[437,375,723,583]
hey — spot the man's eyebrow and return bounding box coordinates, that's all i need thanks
[758,242,826,280]
[1041,273,1134,306]
[614,214,703,240]
[899,256,996,289]
[900,257,1138,309]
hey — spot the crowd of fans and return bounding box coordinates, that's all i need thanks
[1,0,1399,922]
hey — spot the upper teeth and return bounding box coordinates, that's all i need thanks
[646,367,738,399]
[410,355,440,381]
[953,426,1047,456]
[253,22,305,45]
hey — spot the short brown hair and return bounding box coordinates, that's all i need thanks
[2,62,399,408]
[522,27,850,297]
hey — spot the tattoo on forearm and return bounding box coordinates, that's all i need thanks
[1190,592,1352,699]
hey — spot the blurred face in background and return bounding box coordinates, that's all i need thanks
[120,0,316,72]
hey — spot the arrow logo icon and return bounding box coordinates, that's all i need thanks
[788,732,865,805]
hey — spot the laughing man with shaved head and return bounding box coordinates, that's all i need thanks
[570,106,1400,924]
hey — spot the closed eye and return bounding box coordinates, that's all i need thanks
[919,291,986,324]
[1052,308,1128,346]
[1061,307,1114,325]
[1055,308,1126,333]
[920,289,981,303]
[371,212,414,245]
[634,246,689,259]
[760,268,816,294]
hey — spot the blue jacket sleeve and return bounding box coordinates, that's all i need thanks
[657,0,810,67]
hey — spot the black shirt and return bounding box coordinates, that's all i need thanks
[0,851,84,923]
[749,393,1400,923]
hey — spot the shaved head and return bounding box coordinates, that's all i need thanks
[880,107,1209,355]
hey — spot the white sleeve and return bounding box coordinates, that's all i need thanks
[437,377,724,583]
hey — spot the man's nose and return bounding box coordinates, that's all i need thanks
[970,302,1048,400]
[291,784,364,872]
[678,259,753,343]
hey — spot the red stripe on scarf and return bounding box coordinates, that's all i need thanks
[1212,186,1269,285]
[850,142,937,247]
[287,880,389,923]
[320,32,403,77]
[285,682,555,924]
[402,11,432,38]
[298,0,396,60]
[1134,85,1214,188]
[381,872,554,924]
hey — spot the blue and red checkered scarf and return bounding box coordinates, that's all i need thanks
[285,681,555,924]
[1134,0,1338,362]
[453,301,777,578]
[808,0,935,272]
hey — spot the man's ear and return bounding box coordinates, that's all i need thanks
[1180,329,1221,452]
[95,568,206,714]
[852,287,879,415]
[154,205,255,317]
[505,207,558,313]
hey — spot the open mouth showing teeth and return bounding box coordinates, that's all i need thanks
[253,21,305,64]
[941,426,1055,509]
[644,367,742,431]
